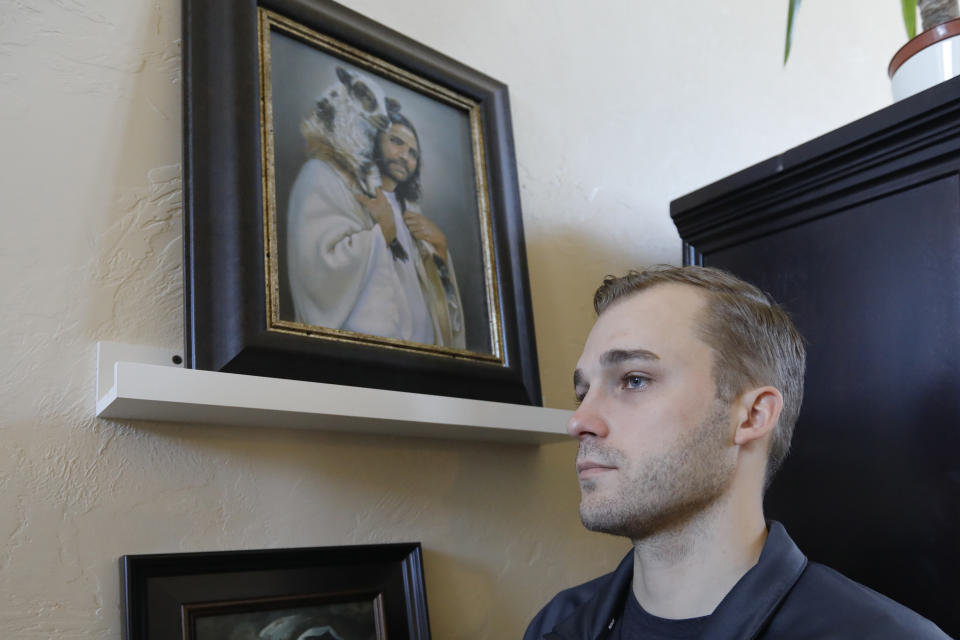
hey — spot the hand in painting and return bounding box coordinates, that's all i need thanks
[355,188,396,245]
[403,211,447,258]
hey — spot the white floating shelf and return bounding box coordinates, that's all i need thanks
[95,342,571,444]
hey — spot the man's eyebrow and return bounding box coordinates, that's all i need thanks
[600,348,660,366]
[572,349,659,389]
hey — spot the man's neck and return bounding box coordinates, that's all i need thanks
[630,501,767,620]
[380,174,397,193]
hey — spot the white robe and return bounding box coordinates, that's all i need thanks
[286,158,465,349]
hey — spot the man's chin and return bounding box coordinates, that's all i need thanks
[579,495,623,533]
[579,510,629,536]
[383,163,409,182]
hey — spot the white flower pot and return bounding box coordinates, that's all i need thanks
[889,18,960,101]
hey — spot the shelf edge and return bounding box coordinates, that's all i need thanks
[94,342,571,444]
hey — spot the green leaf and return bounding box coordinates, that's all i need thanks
[784,0,802,65]
[902,0,917,39]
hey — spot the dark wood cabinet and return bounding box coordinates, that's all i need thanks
[672,76,960,636]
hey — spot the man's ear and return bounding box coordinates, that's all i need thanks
[732,386,783,446]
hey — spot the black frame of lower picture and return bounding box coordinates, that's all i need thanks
[120,542,430,640]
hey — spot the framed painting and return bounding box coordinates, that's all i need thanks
[182,0,541,405]
[120,542,430,639]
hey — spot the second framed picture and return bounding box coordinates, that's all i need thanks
[183,0,541,405]
[120,542,430,639]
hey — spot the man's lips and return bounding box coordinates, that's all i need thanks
[577,460,616,477]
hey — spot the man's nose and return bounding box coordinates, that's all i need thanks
[567,393,609,439]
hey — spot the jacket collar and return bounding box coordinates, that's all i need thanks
[548,550,633,640]
[699,521,808,639]
[548,521,807,640]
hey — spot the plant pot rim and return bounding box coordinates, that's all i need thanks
[889,17,960,78]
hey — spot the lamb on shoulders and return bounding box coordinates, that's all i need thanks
[300,66,399,198]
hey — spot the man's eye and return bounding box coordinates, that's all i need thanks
[573,388,586,406]
[623,374,648,390]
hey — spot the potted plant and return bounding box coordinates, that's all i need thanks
[785,0,960,100]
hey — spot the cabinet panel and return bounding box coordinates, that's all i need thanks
[707,176,960,631]
[673,77,960,635]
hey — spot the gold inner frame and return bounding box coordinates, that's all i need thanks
[257,8,503,364]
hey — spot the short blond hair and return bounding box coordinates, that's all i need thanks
[594,265,806,486]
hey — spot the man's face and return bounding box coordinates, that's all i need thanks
[569,284,738,540]
[377,123,419,184]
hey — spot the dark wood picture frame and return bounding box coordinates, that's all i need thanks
[182,0,541,405]
[120,542,430,640]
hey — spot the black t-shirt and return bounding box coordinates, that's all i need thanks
[609,591,710,639]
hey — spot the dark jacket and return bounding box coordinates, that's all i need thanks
[524,522,950,640]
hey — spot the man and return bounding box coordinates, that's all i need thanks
[286,98,465,348]
[353,112,465,348]
[525,266,948,639]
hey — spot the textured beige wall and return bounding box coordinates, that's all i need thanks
[0,1,901,638]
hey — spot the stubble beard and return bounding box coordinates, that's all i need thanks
[577,401,736,541]
[381,158,410,184]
